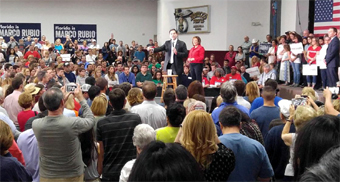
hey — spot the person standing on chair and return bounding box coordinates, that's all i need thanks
[325,27,339,87]
[148,29,188,85]
[187,36,205,83]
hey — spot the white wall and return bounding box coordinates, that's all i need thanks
[281,0,309,35]
[0,0,158,46]
[157,0,271,51]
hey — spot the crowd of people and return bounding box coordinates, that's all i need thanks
[0,27,339,182]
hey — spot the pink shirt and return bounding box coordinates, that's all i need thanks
[3,90,23,125]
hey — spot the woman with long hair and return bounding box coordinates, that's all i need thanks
[235,46,245,64]
[306,37,321,88]
[176,110,235,181]
[152,70,163,87]
[187,80,204,98]
[104,65,119,90]
[131,65,140,77]
[244,81,260,104]
[107,47,117,65]
[94,68,103,80]
[102,42,110,60]
[279,45,291,85]
[6,48,18,64]
[187,36,205,82]
[127,88,143,108]
[54,39,63,53]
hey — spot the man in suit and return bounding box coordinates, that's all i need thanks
[148,29,188,84]
[325,27,340,87]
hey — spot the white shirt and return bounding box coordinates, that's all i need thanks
[258,70,276,86]
[119,159,136,182]
[130,100,166,129]
[170,39,177,64]
[89,44,100,49]
[16,51,23,57]
[236,96,251,109]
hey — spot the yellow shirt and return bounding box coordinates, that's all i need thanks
[156,127,180,143]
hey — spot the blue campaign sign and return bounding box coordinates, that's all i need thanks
[54,24,97,43]
[0,23,41,42]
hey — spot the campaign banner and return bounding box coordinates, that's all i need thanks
[54,24,97,44]
[289,42,304,55]
[259,43,272,55]
[0,23,41,42]
[246,67,260,77]
[302,64,317,76]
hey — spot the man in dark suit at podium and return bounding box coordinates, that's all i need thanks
[148,29,188,84]
[325,27,339,87]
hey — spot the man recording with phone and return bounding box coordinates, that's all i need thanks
[32,84,95,181]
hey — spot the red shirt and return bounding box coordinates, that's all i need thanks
[252,62,260,67]
[307,46,321,64]
[24,51,41,59]
[202,77,209,85]
[210,76,226,85]
[8,139,26,166]
[18,110,36,132]
[188,45,205,64]
[225,73,242,81]
[224,51,237,67]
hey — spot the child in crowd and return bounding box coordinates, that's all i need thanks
[76,67,87,86]
[17,91,38,132]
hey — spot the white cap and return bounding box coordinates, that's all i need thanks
[278,99,292,118]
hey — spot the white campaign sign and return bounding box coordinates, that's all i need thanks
[303,64,318,76]
[60,54,71,62]
[316,55,327,69]
[246,67,260,77]
[290,43,304,55]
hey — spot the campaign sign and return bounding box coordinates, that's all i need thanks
[0,23,41,42]
[259,43,272,54]
[54,24,97,43]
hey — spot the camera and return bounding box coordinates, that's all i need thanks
[66,83,77,92]
[329,87,339,100]
[292,98,307,107]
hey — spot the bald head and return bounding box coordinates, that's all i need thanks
[244,36,249,42]
[43,87,64,111]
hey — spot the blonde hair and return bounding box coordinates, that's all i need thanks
[65,94,75,110]
[0,119,13,155]
[127,88,143,107]
[251,57,259,66]
[245,81,260,103]
[333,100,340,112]
[294,105,317,130]
[91,94,108,116]
[316,105,325,116]
[18,92,33,109]
[180,110,218,168]
[301,87,316,101]
[94,68,102,79]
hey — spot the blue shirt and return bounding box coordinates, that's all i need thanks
[211,102,249,136]
[250,96,282,114]
[134,51,145,61]
[119,72,136,87]
[219,133,274,181]
[64,71,76,83]
[17,129,40,182]
[250,106,280,138]
[249,45,260,58]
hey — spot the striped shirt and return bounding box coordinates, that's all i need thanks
[96,109,141,181]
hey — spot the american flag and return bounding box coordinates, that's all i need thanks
[314,0,340,37]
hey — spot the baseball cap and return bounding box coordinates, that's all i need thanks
[64,62,70,67]
[231,66,237,70]
[81,84,92,92]
[278,99,292,118]
[188,101,207,112]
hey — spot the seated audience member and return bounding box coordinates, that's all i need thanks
[156,103,185,143]
[207,63,217,80]
[76,68,87,86]
[300,145,340,182]
[119,82,133,111]
[181,65,193,87]
[187,100,207,113]
[135,64,152,88]
[211,82,249,136]
[32,86,95,181]
[225,66,242,81]
[0,120,32,182]
[17,92,38,132]
[234,80,251,109]
[119,124,156,182]
[175,85,188,105]
[202,72,210,87]
[87,85,101,107]
[85,76,96,86]
[257,64,276,88]
[188,80,205,98]
[162,88,176,108]
[63,62,76,83]
[128,141,205,181]
[240,66,251,83]
[218,106,274,181]
[3,76,24,127]
[293,115,340,180]
[250,86,280,138]
[25,97,47,130]
[239,111,264,145]
[192,94,205,103]
[250,79,282,113]
[176,110,235,181]
[281,105,317,180]
[127,88,143,108]
[223,60,231,75]
[209,68,226,87]
[152,70,163,87]
[119,66,136,87]
[244,81,260,104]
[97,88,142,181]
[264,99,295,181]
[131,81,166,129]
